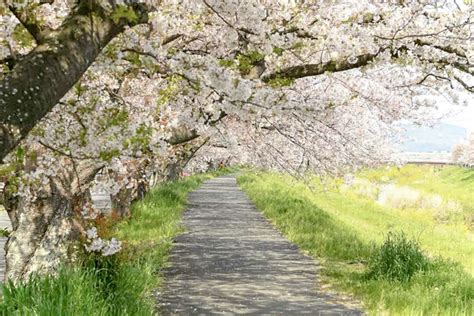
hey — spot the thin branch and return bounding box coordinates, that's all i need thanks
[417,73,454,87]
[121,48,160,62]
[202,0,235,30]
[181,136,210,169]
[8,4,51,44]
[415,39,467,59]
[38,140,90,160]
[454,75,474,92]
[162,33,182,45]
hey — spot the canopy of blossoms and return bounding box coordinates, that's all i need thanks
[0,0,472,279]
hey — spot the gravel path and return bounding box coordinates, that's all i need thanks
[158,175,362,315]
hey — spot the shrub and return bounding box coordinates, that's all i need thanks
[345,178,379,200]
[366,231,429,282]
[419,194,443,210]
[376,184,421,209]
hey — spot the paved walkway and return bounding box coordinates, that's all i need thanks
[158,175,362,315]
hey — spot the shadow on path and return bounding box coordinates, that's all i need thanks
[158,175,362,315]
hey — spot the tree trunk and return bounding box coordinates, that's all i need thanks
[110,160,152,218]
[165,162,181,181]
[3,159,101,282]
[5,184,80,281]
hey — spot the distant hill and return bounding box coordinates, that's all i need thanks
[394,123,467,153]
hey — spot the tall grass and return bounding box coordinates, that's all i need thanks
[0,257,154,315]
[366,231,429,282]
[0,171,225,315]
[238,171,474,315]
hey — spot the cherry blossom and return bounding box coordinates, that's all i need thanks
[0,0,473,279]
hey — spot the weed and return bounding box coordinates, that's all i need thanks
[366,231,429,282]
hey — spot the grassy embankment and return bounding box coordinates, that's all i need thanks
[355,165,474,274]
[0,170,226,315]
[238,166,474,315]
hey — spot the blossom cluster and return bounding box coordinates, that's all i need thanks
[0,0,472,259]
[84,227,122,257]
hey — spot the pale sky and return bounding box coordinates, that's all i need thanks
[444,105,474,130]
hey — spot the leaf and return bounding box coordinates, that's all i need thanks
[111,5,138,25]
[15,146,25,162]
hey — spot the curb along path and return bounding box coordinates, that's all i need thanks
[159,175,362,315]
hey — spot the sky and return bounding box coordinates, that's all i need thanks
[397,96,474,153]
[443,104,474,133]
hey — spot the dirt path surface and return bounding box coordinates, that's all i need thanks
[158,175,362,315]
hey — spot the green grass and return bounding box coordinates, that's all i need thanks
[0,257,154,316]
[359,165,474,220]
[0,164,15,178]
[238,171,474,315]
[365,231,430,282]
[0,171,226,315]
[353,165,474,274]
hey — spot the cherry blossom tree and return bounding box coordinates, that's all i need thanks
[452,131,474,165]
[452,142,467,163]
[1,0,473,280]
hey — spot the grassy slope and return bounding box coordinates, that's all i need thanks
[238,171,474,315]
[359,165,474,216]
[355,165,474,274]
[0,171,222,315]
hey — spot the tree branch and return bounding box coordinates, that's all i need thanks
[454,75,474,92]
[0,1,151,162]
[181,136,210,170]
[262,51,380,82]
[415,39,468,59]
[167,126,200,145]
[8,3,52,44]
[162,33,182,45]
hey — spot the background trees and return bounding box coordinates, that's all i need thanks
[0,0,473,280]
[452,131,474,165]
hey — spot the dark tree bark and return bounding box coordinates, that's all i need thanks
[262,52,379,82]
[0,1,150,162]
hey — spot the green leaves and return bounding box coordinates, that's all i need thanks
[272,47,284,57]
[104,109,129,128]
[236,51,265,75]
[111,5,138,25]
[123,51,141,66]
[15,146,25,163]
[12,24,34,48]
[99,149,120,162]
[218,58,236,68]
[157,75,183,108]
[266,76,294,88]
[124,124,153,152]
[218,51,265,75]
